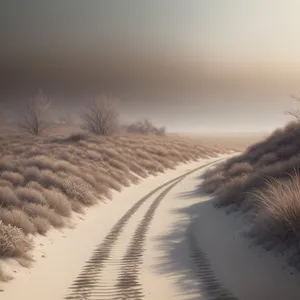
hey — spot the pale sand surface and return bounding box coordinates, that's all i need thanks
[0,155,225,299]
[1,152,299,300]
[147,164,300,300]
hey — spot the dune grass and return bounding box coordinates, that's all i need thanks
[202,121,300,265]
[249,175,300,246]
[0,131,229,280]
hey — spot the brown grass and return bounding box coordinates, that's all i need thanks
[227,162,253,176]
[0,186,21,207]
[0,179,14,189]
[42,189,72,217]
[0,129,233,280]
[31,216,51,235]
[1,171,24,186]
[21,203,64,228]
[202,122,300,207]
[0,209,37,234]
[15,187,47,206]
[201,121,300,264]
[0,221,32,258]
[247,175,300,251]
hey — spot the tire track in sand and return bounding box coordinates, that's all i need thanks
[65,159,224,300]
[188,229,238,300]
[114,160,224,300]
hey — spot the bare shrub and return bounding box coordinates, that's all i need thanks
[284,94,300,122]
[0,221,33,257]
[18,90,51,136]
[81,95,119,135]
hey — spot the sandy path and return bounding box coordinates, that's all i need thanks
[146,161,300,300]
[2,152,299,300]
[0,155,225,299]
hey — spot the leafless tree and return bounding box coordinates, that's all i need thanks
[285,94,300,121]
[81,94,119,135]
[18,90,51,135]
[285,110,300,121]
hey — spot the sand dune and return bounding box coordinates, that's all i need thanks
[0,156,221,299]
[1,153,298,299]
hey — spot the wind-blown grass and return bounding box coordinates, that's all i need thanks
[0,131,227,281]
[202,121,300,265]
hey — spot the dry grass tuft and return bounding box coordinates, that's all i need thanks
[31,216,51,235]
[42,189,72,217]
[1,171,24,186]
[0,208,37,234]
[0,187,21,207]
[0,179,14,188]
[0,130,230,275]
[61,176,97,206]
[202,172,227,194]
[249,175,300,246]
[0,221,33,257]
[202,122,300,209]
[21,203,64,228]
[15,187,46,205]
[201,121,300,264]
[227,162,253,176]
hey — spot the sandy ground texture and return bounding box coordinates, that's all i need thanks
[1,153,300,300]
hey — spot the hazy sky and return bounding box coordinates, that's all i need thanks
[1,1,300,132]
[1,0,300,63]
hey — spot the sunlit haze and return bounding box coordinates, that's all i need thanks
[1,0,300,133]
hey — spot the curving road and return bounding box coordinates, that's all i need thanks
[4,155,299,300]
[64,158,229,300]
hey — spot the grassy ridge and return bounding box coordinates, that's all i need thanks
[0,132,226,281]
[202,121,300,266]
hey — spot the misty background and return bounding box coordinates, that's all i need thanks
[0,0,300,133]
